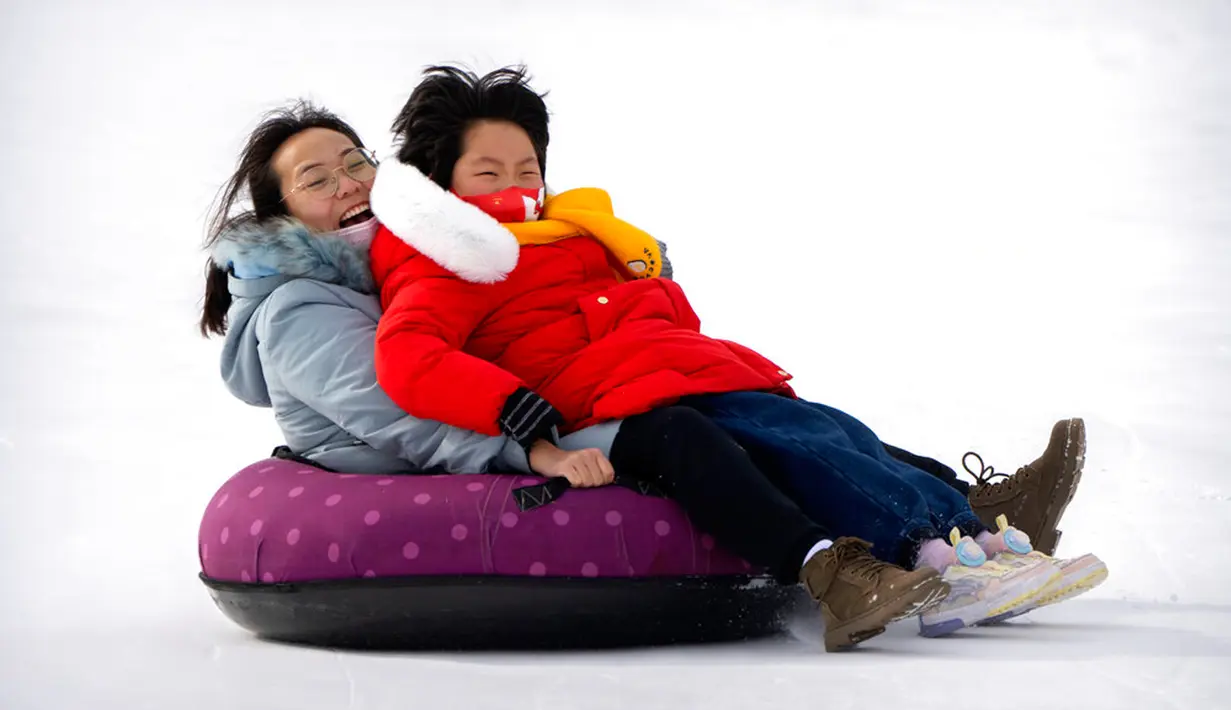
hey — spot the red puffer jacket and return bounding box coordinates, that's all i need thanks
[368,163,794,436]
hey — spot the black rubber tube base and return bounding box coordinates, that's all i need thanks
[202,573,811,650]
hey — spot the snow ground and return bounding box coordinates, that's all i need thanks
[2,1,1230,708]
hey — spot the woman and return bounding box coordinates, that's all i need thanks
[199,102,617,477]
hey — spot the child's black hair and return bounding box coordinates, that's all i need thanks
[391,64,550,189]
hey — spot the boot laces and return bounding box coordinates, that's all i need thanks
[964,452,1032,500]
[831,539,887,582]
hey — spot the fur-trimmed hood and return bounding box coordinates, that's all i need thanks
[215,217,382,408]
[369,158,521,284]
[212,217,375,294]
[370,159,674,284]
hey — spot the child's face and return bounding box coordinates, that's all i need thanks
[451,120,544,197]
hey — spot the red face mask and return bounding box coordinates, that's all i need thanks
[456,185,545,223]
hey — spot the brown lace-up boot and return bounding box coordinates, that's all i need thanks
[799,537,950,651]
[965,418,1086,556]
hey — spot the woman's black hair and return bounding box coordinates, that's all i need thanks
[199,101,365,336]
[390,64,550,190]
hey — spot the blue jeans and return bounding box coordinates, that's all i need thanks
[685,391,985,567]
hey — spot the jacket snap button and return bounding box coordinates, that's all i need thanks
[778,369,789,377]
[597,296,609,304]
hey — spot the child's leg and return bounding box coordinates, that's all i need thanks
[608,406,830,583]
[883,443,970,496]
[804,401,986,539]
[743,400,1063,635]
[684,392,943,569]
[609,405,951,651]
[796,402,975,499]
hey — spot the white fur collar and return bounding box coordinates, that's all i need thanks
[369,159,520,284]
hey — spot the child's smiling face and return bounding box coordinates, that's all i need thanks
[451,120,545,197]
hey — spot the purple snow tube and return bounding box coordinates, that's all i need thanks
[199,457,806,649]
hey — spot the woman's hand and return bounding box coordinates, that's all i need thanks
[527,440,615,488]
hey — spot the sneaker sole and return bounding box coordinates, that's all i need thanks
[976,561,1109,625]
[824,576,951,651]
[1034,418,1086,556]
[1035,560,1109,608]
[918,566,1061,638]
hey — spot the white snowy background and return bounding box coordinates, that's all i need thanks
[2,0,1229,708]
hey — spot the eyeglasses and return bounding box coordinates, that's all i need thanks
[283,147,379,201]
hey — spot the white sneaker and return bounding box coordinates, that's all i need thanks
[977,515,1109,625]
[918,527,1061,637]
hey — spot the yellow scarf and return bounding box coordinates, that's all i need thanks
[502,188,664,280]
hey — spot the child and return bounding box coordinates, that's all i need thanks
[369,65,1107,641]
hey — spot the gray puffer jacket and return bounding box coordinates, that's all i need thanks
[212,218,620,474]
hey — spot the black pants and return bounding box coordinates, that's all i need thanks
[609,406,831,584]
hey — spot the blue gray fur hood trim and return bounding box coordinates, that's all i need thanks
[212,217,375,294]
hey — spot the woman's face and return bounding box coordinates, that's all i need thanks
[272,127,374,232]
[451,120,544,197]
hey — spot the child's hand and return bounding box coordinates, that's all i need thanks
[528,440,615,488]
